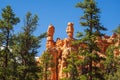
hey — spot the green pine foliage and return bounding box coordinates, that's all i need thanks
[0,5,20,80]
[62,51,81,80]
[0,6,46,80]
[105,45,120,79]
[104,45,117,79]
[14,12,44,80]
[75,0,107,80]
[39,51,53,80]
[104,25,120,79]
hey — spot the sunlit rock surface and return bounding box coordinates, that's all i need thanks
[37,22,120,80]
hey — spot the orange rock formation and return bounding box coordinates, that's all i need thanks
[45,22,77,80]
[40,22,120,80]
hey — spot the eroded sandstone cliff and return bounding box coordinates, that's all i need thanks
[37,22,120,80]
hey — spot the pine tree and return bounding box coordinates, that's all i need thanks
[76,0,107,79]
[104,25,120,79]
[0,5,20,80]
[62,51,82,80]
[104,45,119,79]
[13,12,46,80]
[40,51,53,80]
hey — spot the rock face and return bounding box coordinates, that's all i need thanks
[44,22,120,80]
[46,22,77,80]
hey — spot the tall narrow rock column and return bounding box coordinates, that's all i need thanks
[46,24,55,49]
[46,24,59,80]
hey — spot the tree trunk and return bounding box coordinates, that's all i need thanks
[44,64,48,80]
[89,59,92,80]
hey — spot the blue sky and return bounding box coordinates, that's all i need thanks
[0,0,120,56]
